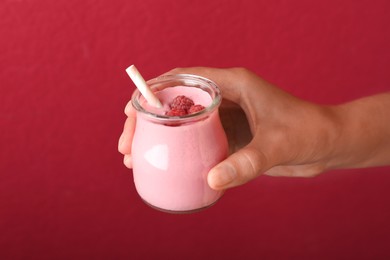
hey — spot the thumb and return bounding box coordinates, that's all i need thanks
[207,145,268,190]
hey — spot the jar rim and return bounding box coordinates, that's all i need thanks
[131,74,222,123]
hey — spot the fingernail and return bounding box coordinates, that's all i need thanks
[209,164,237,188]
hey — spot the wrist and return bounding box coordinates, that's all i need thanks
[322,96,390,169]
[317,105,345,170]
[298,104,344,171]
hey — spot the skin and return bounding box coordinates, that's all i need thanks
[118,67,390,190]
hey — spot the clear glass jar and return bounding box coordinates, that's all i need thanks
[131,74,228,213]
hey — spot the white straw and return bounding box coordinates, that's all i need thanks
[125,65,163,108]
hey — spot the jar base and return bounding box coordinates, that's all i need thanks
[141,196,222,214]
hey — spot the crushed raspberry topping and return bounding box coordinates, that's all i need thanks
[165,95,205,116]
[188,104,205,114]
[169,95,194,111]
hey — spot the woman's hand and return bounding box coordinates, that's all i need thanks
[119,67,390,190]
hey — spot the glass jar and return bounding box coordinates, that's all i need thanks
[131,74,228,213]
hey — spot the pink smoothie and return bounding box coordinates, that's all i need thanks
[132,86,228,212]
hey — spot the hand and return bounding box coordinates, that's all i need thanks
[119,67,390,191]
[118,67,338,190]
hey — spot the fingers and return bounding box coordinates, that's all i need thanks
[207,143,269,190]
[118,101,136,169]
[163,67,246,105]
[124,99,136,117]
[123,154,132,169]
[118,116,136,154]
[265,163,325,178]
[118,101,136,156]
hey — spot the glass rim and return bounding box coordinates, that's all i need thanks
[131,74,222,123]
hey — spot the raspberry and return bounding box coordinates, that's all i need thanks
[165,95,205,117]
[188,104,205,114]
[165,108,187,117]
[170,95,194,111]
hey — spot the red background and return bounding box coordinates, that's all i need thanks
[1,0,390,259]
